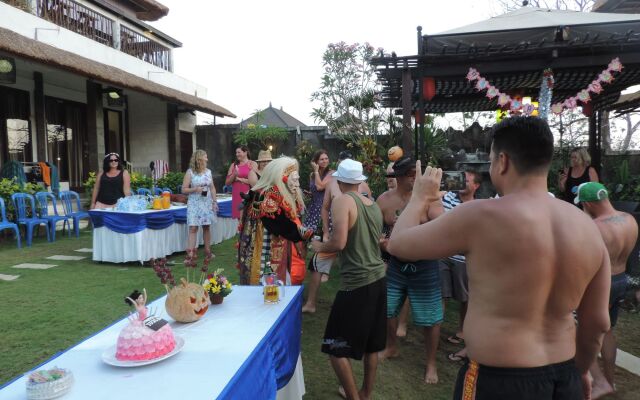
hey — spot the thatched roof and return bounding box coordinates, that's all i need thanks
[0,27,235,118]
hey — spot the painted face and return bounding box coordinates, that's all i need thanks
[317,154,330,169]
[286,171,300,192]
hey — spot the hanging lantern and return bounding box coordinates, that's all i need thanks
[415,110,424,124]
[581,102,593,117]
[422,77,436,101]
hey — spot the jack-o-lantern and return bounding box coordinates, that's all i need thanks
[388,146,403,162]
[165,278,209,323]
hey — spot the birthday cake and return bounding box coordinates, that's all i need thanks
[115,289,176,361]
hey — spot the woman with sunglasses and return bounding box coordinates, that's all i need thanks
[90,153,131,209]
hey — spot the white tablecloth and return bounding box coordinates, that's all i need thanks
[91,200,238,263]
[0,286,305,400]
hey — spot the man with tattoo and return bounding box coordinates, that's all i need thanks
[576,182,638,399]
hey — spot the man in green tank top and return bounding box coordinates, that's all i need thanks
[311,159,386,400]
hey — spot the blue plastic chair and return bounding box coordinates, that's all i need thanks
[175,185,182,194]
[0,197,21,248]
[11,193,51,246]
[58,191,91,238]
[35,191,71,241]
[137,188,152,196]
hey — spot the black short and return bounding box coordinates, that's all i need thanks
[453,359,582,400]
[609,273,628,327]
[321,277,387,360]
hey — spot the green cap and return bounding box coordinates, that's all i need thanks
[574,182,608,204]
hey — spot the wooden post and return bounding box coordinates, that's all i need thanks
[588,112,598,175]
[86,80,105,173]
[167,104,180,171]
[33,72,47,161]
[401,68,413,156]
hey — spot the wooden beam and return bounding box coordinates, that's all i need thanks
[401,69,414,156]
[86,80,105,173]
[167,103,179,172]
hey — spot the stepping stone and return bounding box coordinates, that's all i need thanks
[617,349,640,376]
[0,274,20,281]
[46,255,86,261]
[12,263,57,270]
[74,248,93,253]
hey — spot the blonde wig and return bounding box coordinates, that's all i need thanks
[189,149,207,174]
[253,156,305,218]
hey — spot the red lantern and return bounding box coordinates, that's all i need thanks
[415,110,424,124]
[581,102,593,117]
[422,77,436,101]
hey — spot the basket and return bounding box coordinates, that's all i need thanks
[26,370,74,400]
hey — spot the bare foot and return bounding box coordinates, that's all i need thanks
[591,380,614,399]
[358,389,371,400]
[396,323,407,338]
[378,347,400,361]
[321,274,329,283]
[424,363,438,384]
[301,304,316,314]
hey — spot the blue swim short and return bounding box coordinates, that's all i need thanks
[387,257,443,327]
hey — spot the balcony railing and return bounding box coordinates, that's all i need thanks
[120,25,171,71]
[1,0,172,71]
[36,0,114,46]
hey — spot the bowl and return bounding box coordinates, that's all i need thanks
[26,369,73,400]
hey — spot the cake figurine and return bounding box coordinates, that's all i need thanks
[115,289,176,361]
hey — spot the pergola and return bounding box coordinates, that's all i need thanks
[370,6,640,170]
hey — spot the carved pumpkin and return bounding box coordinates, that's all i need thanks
[165,278,209,323]
[388,146,403,162]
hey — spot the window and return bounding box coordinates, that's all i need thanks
[0,85,31,166]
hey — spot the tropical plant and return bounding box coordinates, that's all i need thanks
[295,140,317,192]
[156,172,185,193]
[234,118,289,156]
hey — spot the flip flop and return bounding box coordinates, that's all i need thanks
[448,352,468,363]
[446,334,464,345]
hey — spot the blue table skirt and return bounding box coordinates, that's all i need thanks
[89,201,233,235]
[217,287,302,400]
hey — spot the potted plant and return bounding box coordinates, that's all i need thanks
[203,268,233,305]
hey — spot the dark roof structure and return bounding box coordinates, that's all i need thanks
[0,27,235,118]
[240,103,307,128]
[594,0,640,13]
[370,7,640,115]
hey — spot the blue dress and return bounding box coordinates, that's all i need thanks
[304,172,327,232]
[186,168,216,226]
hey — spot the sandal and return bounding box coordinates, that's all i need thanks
[446,334,464,345]
[448,352,468,363]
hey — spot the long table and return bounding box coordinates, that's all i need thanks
[89,198,237,263]
[0,286,305,400]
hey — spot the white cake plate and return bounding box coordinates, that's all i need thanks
[101,336,184,367]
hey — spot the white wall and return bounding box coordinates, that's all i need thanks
[128,92,168,170]
[0,2,208,98]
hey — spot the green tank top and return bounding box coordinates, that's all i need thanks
[337,192,386,291]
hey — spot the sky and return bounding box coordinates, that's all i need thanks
[152,0,500,126]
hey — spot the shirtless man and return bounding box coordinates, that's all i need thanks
[302,151,371,313]
[576,182,638,399]
[377,156,444,384]
[388,117,611,399]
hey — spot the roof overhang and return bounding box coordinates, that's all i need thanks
[594,0,640,14]
[0,27,235,118]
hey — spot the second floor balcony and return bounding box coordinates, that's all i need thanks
[2,0,173,71]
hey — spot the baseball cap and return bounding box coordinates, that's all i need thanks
[332,159,367,184]
[574,182,608,204]
[387,156,415,177]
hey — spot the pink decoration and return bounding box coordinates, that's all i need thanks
[598,70,613,84]
[486,86,499,99]
[476,78,489,91]
[522,103,535,116]
[510,100,522,111]
[564,97,578,109]
[497,93,511,107]
[466,68,480,82]
[551,103,564,115]
[608,57,623,72]
[588,81,603,94]
[577,89,591,103]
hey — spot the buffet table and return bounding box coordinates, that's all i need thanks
[0,286,305,400]
[89,197,237,263]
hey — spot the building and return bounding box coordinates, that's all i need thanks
[0,0,235,190]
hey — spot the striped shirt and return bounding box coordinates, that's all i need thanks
[442,191,465,263]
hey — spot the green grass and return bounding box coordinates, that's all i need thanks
[1,231,640,399]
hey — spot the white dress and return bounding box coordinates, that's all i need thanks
[186,168,216,226]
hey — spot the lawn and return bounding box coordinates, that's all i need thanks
[1,231,639,399]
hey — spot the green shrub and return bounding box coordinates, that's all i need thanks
[156,172,185,193]
[0,178,45,221]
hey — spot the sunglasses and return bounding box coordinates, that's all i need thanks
[109,159,119,162]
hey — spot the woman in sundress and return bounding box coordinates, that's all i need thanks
[182,149,217,267]
[225,146,257,219]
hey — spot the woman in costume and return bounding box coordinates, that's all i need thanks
[237,157,312,285]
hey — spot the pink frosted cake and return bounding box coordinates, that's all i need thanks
[116,289,176,361]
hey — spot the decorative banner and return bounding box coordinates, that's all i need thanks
[466,57,624,117]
